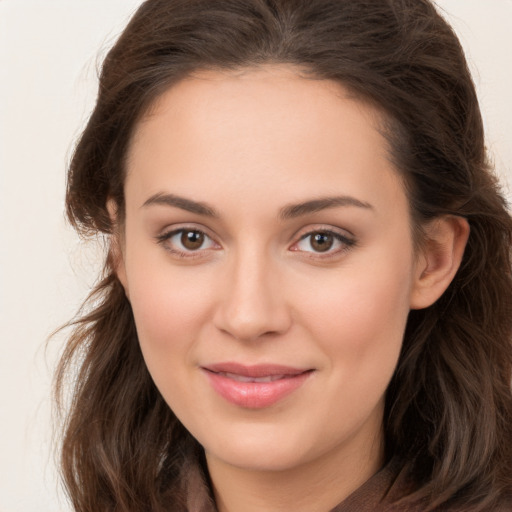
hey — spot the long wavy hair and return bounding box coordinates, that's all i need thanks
[56,0,512,510]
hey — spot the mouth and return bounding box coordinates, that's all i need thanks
[201,362,314,409]
[212,372,293,383]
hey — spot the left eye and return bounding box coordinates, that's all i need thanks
[293,231,354,254]
[158,228,217,253]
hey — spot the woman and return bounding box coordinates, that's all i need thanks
[56,0,512,510]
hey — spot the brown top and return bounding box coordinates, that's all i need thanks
[334,460,511,512]
[329,458,407,512]
[184,456,512,512]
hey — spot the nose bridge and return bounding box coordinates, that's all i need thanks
[214,241,290,341]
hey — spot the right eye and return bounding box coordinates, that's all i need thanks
[156,228,219,257]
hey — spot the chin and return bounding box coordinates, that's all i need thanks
[207,444,308,473]
[200,423,328,473]
[198,426,304,471]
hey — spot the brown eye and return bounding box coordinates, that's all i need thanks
[181,230,205,250]
[310,232,334,252]
[157,227,218,257]
[292,229,356,257]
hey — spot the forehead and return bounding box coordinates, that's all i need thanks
[129,64,388,159]
[125,65,405,217]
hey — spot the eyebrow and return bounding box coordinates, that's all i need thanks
[142,192,373,219]
[142,193,219,217]
[278,196,373,220]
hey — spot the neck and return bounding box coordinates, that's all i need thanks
[206,428,384,512]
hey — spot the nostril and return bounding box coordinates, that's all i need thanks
[212,263,292,341]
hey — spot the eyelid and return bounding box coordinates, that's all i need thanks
[155,224,221,258]
[289,225,357,258]
[154,223,356,260]
[293,223,355,240]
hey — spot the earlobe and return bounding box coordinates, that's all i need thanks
[410,215,470,310]
[106,199,129,296]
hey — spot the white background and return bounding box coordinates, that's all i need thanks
[0,1,511,511]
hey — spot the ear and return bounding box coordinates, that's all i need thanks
[106,199,129,295]
[410,215,469,310]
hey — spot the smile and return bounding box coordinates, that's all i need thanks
[215,372,289,383]
[202,363,314,409]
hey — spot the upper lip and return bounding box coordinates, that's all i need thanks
[202,362,311,378]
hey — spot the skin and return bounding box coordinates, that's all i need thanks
[115,65,468,512]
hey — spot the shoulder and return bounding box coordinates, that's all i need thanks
[382,494,512,512]
[370,460,512,512]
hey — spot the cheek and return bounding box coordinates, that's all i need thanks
[124,255,214,364]
[126,264,214,423]
[289,264,413,443]
[292,252,414,376]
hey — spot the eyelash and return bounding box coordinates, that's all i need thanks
[155,227,219,260]
[155,226,357,260]
[293,229,356,260]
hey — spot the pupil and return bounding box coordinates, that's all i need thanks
[181,230,204,250]
[311,233,333,252]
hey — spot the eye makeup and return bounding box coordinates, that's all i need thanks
[155,223,357,262]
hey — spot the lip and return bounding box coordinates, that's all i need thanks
[201,362,314,409]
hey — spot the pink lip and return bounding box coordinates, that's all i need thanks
[202,362,313,409]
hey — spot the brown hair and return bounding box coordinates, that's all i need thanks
[56,0,512,510]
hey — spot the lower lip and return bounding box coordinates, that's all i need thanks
[203,370,312,409]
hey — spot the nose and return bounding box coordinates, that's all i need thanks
[213,246,292,342]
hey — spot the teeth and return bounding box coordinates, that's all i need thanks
[219,372,286,383]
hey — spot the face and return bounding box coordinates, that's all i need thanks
[119,66,422,475]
